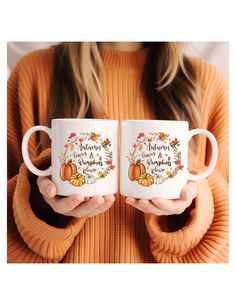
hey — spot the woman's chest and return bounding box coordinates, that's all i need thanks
[102,70,156,121]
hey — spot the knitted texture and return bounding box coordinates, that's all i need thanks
[7,46,228,263]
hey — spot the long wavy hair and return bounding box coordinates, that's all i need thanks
[44,42,201,152]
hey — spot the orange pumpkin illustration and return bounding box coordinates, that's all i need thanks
[128,159,146,181]
[138,173,154,187]
[69,173,86,187]
[60,161,77,181]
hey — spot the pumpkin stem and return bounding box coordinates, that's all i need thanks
[136,159,141,164]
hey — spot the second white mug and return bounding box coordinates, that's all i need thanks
[120,120,218,199]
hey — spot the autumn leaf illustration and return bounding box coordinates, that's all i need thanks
[90,133,101,141]
[166,171,175,178]
[97,170,106,178]
[138,144,143,151]
[159,133,169,141]
[70,144,74,152]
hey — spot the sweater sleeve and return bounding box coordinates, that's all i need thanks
[8,149,87,263]
[8,48,55,178]
[7,52,86,263]
[8,55,38,179]
[144,61,229,263]
[205,65,229,181]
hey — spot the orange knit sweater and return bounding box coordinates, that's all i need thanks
[7,46,229,263]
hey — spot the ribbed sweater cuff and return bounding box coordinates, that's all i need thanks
[144,167,229,263]
[12,149,86,261]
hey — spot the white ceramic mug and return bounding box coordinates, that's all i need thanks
[22,119,118,196]
[120,120,218,199]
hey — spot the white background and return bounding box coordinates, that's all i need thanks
[0,1,235,305]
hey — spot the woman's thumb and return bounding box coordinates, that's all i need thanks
[37,176,57,198]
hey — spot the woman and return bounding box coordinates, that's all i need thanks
[7,42,228,263]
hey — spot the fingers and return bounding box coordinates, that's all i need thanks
[126,197,167,216]
[151,197,188,215]
[37,176,198,217]
[43,193,85,214]
[151,181,198,215]
[126,181,199,216]
[86,194,116,217]
[37,175,115,217]
[180,181,198,201]
[37,176,86,214]
[63,196,105,218]
[37,176,57,199]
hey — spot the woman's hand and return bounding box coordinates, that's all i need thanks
[37,176,115,217]
[125,181,198,216]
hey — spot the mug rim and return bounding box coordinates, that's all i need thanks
[122,119,188,124]
[52,118,118,122]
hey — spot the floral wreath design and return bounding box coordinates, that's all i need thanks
[126,132,184,187]
[58,132,115,187]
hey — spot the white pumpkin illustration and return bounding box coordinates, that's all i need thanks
[85,174,96,184]
[154,174,165,185]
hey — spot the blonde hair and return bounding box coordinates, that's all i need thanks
[48,42,105,119]
[45,42,201,152]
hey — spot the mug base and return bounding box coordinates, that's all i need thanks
[120,191,181,200]
[56,189,118,197]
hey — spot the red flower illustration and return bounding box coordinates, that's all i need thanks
[109,164,116,170]
[174,160,180,165]
[178,164,184,170]
[106,160,112,165]
[172,138,179,145]
[69,132,76,139]
[137,132,145,139]
[147,138,152,142]
[104,137,111,145]
[79,137,84,142]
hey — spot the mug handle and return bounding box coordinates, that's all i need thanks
[187,129,218,181]
[21,126,52,176]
